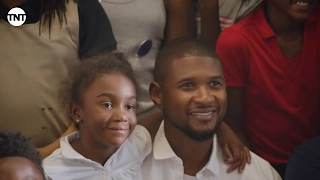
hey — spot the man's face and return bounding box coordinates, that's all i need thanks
[159,56,227,141]
[267,0,319,21]
[0,157,43,180]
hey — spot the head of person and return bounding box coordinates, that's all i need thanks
[150,37,227,142]
[265,0,319,21]
[65,52,138,148]
[0,132,45,180]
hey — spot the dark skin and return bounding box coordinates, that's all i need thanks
[0,157,43,180]
[14,0,220,159]
[165,120,214,175]
[70,73,137,165]
[225,0,319,149]
[149,56,227,175]
[139,110,250,173]
[164,0,220,49]
[0,0,28,8]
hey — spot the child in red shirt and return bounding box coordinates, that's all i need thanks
[217,1,320,178]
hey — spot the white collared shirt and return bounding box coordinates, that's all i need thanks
[43,125,151,180]
[141,121,282,180]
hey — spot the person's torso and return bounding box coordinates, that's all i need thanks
[226,6,320,164]
[0,1,80,147]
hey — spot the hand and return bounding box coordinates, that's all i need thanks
[216,122,251,173]
[221,142,251,173]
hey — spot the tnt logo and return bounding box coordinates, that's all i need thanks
[7,7,26,26]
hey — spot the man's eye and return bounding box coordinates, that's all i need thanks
[182,83,193,87]
[102,102,112,108]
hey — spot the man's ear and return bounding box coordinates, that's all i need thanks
[149,81,163,110]
[69,101,82,124]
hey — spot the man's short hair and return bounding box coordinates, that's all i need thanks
[0,132,44,177]
[154,37,221,83]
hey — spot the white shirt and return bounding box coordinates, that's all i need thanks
[43,125,151,180]
[141,121,282,180]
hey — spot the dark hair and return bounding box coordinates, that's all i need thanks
[61,52,138,129]
[0,132,44,179]
[154,37,221,84]
[40,0,77,35]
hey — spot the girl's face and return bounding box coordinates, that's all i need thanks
[76,73,137,148]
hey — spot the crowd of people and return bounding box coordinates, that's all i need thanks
[0,0,319,179]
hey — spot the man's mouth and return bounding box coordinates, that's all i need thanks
[191,112,214,116]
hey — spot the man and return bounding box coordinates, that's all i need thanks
[141,37,281,180]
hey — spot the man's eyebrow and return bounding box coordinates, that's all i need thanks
[176,76,225,84]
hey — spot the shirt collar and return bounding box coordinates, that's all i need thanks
[60,131,86,160]
[153,121,220,176]
[60,131,125,164]
[0,0,41,24]
[153,121,177,160]
[255,4,319,40]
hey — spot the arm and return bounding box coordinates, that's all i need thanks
[163,0,195,42]
[224,87,251,148]
[37,124,76,159]
[78,0,117,58]
[215,29,253,172]
[198,0,221,50]
[216,121,251,173]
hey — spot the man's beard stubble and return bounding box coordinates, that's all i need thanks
[164,112,224,142]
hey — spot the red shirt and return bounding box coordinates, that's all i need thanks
[217,5,320,164]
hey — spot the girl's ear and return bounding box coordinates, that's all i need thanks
[149,82,163,110]
[69,102,82,124]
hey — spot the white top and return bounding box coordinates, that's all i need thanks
[141,121,282,180]
[43,125,152,180]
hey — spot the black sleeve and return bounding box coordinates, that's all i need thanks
[285,137,320,180]
[77,0,117,58]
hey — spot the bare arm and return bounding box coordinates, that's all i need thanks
[224,87,251,149]
[198,0,221,50]
[37,123,77,159]
[163,0,195,42]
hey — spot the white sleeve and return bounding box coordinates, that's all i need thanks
[130,125,152,159]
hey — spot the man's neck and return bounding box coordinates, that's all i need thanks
[164,121,213,176]
[1,0,29,8]
[265,2,304,37]
[71,132,118,166]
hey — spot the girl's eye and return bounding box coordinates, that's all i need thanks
[102,102,112,108]
[125,104,135,110]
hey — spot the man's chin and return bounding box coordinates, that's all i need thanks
[182,128,216,142]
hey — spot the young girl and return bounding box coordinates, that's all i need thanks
[43,52,149,179]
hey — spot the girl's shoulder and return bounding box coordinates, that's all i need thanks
[125,125,152,157]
